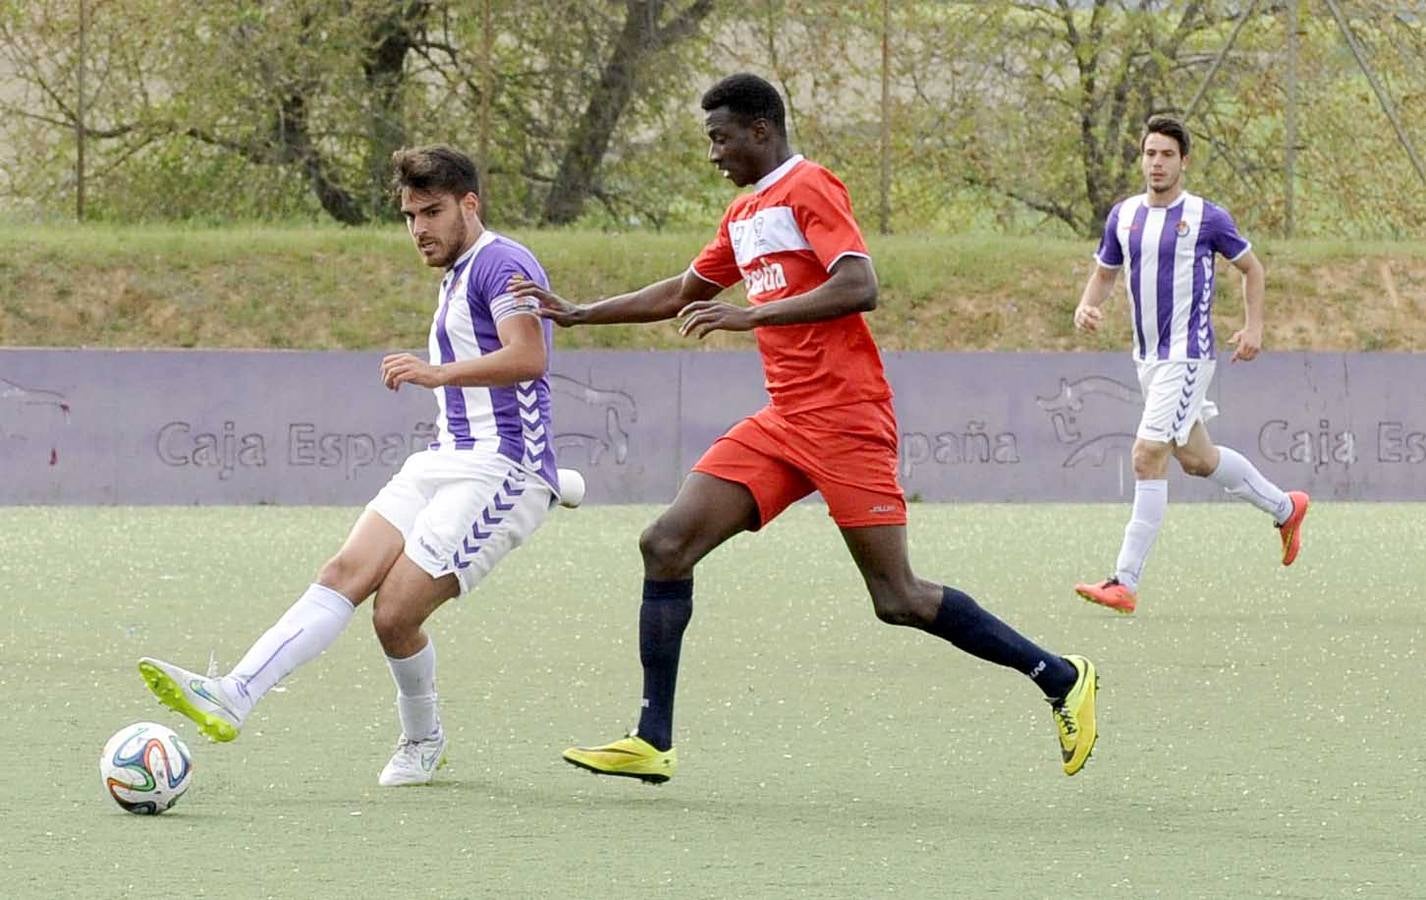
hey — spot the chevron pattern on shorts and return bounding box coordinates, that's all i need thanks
[1172,363,1201,433]
[452,471,527,571]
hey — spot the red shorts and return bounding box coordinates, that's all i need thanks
[692,400,907,529]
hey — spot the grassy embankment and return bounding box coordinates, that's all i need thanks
[2,224,1423,351]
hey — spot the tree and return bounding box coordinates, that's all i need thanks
[0,0,721,226]
[2,0,1424,236]
[412,0,723,228]
[0,0,174,217]
[540,0,718,225]
[171,0,431,224]
[952,0,1285,235]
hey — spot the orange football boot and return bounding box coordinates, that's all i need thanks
[1277,491,1310,566]
[1074,578,1138,614]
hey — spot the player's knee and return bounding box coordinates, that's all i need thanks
[639,522,693,573]
[315,552,371,600]
[1130,453,1154,478]
[1131,445,1167,479]
[370,600,419,650]
[871,595,917,626]
[1180,454,1216,477]
[868,582,928,627]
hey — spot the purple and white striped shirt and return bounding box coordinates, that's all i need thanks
[427,230,558,491]
[1095,192,1251,362]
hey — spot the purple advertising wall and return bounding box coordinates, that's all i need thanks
[1,348,1420,504]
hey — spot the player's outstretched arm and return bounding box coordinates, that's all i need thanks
[510,271,721,327]
[381,313,547,391]
[680,256,877,339]
[1227,250,1266,362]
[1073,265,1119,334]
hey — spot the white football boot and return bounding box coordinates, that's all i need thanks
[137,656,245,742]
[378,730,448,786]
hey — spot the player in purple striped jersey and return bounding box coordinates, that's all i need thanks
[1071,115,1309,615]
[137,146,582,785]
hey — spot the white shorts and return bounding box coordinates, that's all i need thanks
[1136,359,1220,445]
[366,449,553,594]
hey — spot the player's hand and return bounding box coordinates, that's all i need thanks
[677,300,755,339]
[508,275,584,327]
[1228,324,1263,363]
[381,353,446,390]
[1073,303,1103,333]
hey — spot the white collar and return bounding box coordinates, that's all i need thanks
[755,154,804,192]
[1143,190,1189,211]
[447,228,498,273]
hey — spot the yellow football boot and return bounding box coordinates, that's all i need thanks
[1051,655,1099,776]
[563,735,676,784]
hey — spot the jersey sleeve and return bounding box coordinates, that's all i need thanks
[1206,204,1251,261]
[690,206,742,288]
[472,253,548,324]
[791,169,869,271]
[1094,203,1124,268]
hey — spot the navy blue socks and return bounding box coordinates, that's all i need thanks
[634,578,693,751]
[632,580,1075,749]
[929,585,1077,700]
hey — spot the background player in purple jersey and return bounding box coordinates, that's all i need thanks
[136,146,581,785]
[1071,115,1309,615]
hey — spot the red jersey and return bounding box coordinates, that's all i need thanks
[690,156,892,415]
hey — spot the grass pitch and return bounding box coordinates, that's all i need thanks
[1,503,1422,898]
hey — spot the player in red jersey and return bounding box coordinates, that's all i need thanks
[513,73,1099,779]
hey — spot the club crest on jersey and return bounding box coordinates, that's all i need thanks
[744,261,787,297]
[748,215,777,256]
[1176,220,1190,236]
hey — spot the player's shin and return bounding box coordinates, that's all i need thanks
[634,578,693,752]
[223,583,356,716]
[1114,480,1168,590]
[387,638,440,741]
[928,586,1077,699]
[1207,446,1292,521]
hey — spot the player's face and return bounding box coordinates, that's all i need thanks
[705,108,762,187]
[400,188,477,268]
[1141,133,1186,195]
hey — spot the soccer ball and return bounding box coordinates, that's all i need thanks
[99,722,193,814]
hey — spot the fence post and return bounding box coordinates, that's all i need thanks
[76,0,87,222]
[1284,0,1298,237]
[878,0,891,235]
[480,0,494,222]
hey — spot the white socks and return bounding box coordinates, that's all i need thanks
[1111,449,1288,593]
[387,639,441,741]
[1208,446,1292,523]
[223,583,355,717]
[1115,480,1168,591]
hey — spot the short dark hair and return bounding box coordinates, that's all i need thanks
[390,145,480,200]
[1142,115,1190,157]
[700,73,786,136]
